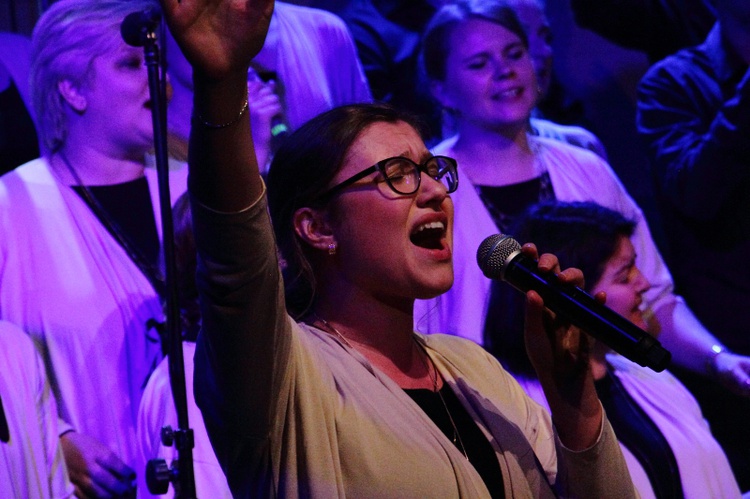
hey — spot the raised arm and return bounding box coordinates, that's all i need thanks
[160,0,287,458]
[161,0,273,211]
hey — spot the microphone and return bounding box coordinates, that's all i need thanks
[477,234,671,372]
[121,8,161,47]
[271,116,289,141]
[251,69,289,146]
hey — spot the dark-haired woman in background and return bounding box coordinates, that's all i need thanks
[485,200,742,499]
[413,0,750,407]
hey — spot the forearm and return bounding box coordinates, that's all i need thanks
[190,72,263,212]
[538,370,603,451]
[554,416,637,498]
[653,297,724,374]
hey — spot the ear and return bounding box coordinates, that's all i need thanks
[429,79,455,111]
[293,206,336,254]
[58,80,87,112]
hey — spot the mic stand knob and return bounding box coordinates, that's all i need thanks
[146,458,172,495]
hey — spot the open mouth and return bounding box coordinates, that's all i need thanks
[410,221,446,250]
[492,87,523,100]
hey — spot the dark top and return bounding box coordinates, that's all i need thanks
[406,385,505,498]
[73,177,163,297]
[475,173,554,235]
[477,175,555,370]
[0,80,39,175]
[636,24,750,353]
[595,371,683,498]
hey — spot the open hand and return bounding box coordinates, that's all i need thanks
[61,432,135,498]
[160,0,274,80]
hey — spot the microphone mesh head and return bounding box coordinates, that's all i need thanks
[476,234,522,279]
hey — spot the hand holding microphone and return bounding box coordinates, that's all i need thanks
[477,233,671,372]
[247,69,286,172]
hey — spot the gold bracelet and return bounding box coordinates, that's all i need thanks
[193,99,249,129]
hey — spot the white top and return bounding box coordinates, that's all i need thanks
[136,342,232,498]
[517,354,741,499]
[256,2,372,131]
[0,320,73,498]
[415,135,676,345]
[0,158,188,470]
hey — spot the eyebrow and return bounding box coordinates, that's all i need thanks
[613,256,636,276]
[461,42,525,61]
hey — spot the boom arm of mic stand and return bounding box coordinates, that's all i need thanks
[141,29,197,499]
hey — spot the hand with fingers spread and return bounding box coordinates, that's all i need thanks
[61,432,136,498]
[160,0,274,80]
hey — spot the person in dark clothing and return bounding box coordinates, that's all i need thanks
[570,0,716,63]
[637,0,750,489]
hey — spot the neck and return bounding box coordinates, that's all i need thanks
[49,143,145,186]
[448,121,537,186]
[312,284,435,389]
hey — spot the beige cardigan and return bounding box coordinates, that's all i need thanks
[192,194,636,498]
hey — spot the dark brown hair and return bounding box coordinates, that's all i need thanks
[266,103,424,318]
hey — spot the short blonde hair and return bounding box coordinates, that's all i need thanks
[30,0,159,153]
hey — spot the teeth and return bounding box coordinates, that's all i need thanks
[414,221,445,233]
[499,88,521,98]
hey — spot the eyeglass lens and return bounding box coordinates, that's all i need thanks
[383,157,457,195]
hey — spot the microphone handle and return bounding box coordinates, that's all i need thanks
[504,254,671,372]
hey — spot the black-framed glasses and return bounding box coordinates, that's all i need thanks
[317,155,459,203]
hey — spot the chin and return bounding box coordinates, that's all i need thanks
[415,277,453,300]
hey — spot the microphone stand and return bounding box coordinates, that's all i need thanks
[121,11,197,498]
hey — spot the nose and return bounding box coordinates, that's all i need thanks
[417,171,448,206]
[633,267,651,294]
[492,58,514,80]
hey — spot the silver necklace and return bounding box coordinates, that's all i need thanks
[308,314,469,460]
[308,313,355,349]
[414,340,469,460]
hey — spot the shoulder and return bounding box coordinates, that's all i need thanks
[276,2,351,35]
[0,157,49,198]
[431,136,458,156]
[419,333,500,371]
[532,136,631,198]
[0,321,39,373]
[530,118,606,158]
[640,42,711,89]
[0,32,32,70]
[531,135,607,168]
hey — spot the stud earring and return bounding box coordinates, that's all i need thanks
[328,242,337,255]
